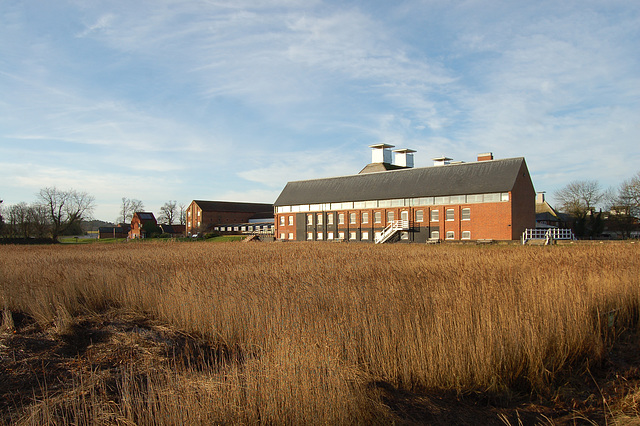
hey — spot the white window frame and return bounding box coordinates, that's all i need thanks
[446,231,455,239]
[374,211,382,224]
[338,213,345,225]
[350,212,356,224]
[317,232,323,240]
[430,210,439,222]
[307,232,313,240]
[362,231,369,240]
[446,209,455,221]
[307,214,313,225]
[349,231,357,240]
[415,210,424,222]
[362,212,369,224]
[431,230,440,240]
[327,213,334,225]
[317,213,323,225]
[327,231,334,240]
[462,208,470,221]
[288,215,294,226]
[462,231,471,240]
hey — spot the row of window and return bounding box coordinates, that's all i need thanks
[278,230,472,241]
[279,208,471,226]
[214,225,275,232]
[275,193,509,213]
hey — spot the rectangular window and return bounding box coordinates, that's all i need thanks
[338,213,345,224]
[501,192,510,202]
[362,212,369,224]
[317,213,323,225]
[387,211,394,223]
[435,196,449,205]
[354,201,366,209]
[446,231,455,239]
[327,232,334,240]
[338,231,345,240]
[415,210,424,222]
[280,216,285,226]
[288,232,294,240]
[317,232,323,240]
[307,214,313,225]
[484,193,501,203]
[349,231,357,240]
[288,215,293,226]
[431,210,439,222]
[362,231,369,240]
[327,213,334,225]
[462,208,470,220]
[431,230,440,240]
[350,213,356,224]
[446,209,455,221]
[280,233,285,239]
[467,194,483,203]
[449,195,465,204]
[462,231,471,240]
[307,232,313,240]
[374,211,382,223]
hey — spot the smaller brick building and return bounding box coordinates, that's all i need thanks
[186,200,273,236]
[128,212,157,239]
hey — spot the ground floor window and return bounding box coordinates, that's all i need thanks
[338,231,345,240]
[349,231,357,240]
[431,230,440,240]
[307,232,313,240]
[328,232,334,240]
[288,232,294,240]
[317,232,323,240]
[280,233,285,239]
[446,231,455,239]
[462,231,471,239]
[362,231,369,240]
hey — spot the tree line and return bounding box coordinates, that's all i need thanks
[0,189,186,242]
[553,171,640,238]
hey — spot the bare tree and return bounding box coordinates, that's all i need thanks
[179,203,186,226]
[119,197,145,224]
[615,171,640,218]
[554,180,605,216]
[8,202,31,238]
[158,200,178,225]
[38,187,95,242]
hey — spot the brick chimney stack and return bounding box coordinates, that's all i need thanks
[477,152,494,162]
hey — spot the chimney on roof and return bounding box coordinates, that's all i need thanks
[432,156,452,166]
[477,152,494,162]
[369,143,394,164]
[393,148,416,168]
[536,192,546,204]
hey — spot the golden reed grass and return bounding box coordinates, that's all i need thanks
[1,241,639,423]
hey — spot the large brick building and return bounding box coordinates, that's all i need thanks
[186,200,274,236]
[274,145,536,243]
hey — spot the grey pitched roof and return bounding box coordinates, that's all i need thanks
[193,200,273,213]
[274,157,528,206]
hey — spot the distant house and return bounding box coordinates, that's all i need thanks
[535,193,569,228]
[98,224,131,239]
[186,200,274,236]
[129,212,158,239]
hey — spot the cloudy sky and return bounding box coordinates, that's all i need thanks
[1,0,638,221]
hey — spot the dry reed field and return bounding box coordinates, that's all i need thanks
[1,241,639,424]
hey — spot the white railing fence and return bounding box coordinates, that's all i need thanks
[521,228,576,245]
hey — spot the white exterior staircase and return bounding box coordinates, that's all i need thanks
[375,220,410,244]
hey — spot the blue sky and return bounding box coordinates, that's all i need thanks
[1,0,638,221]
